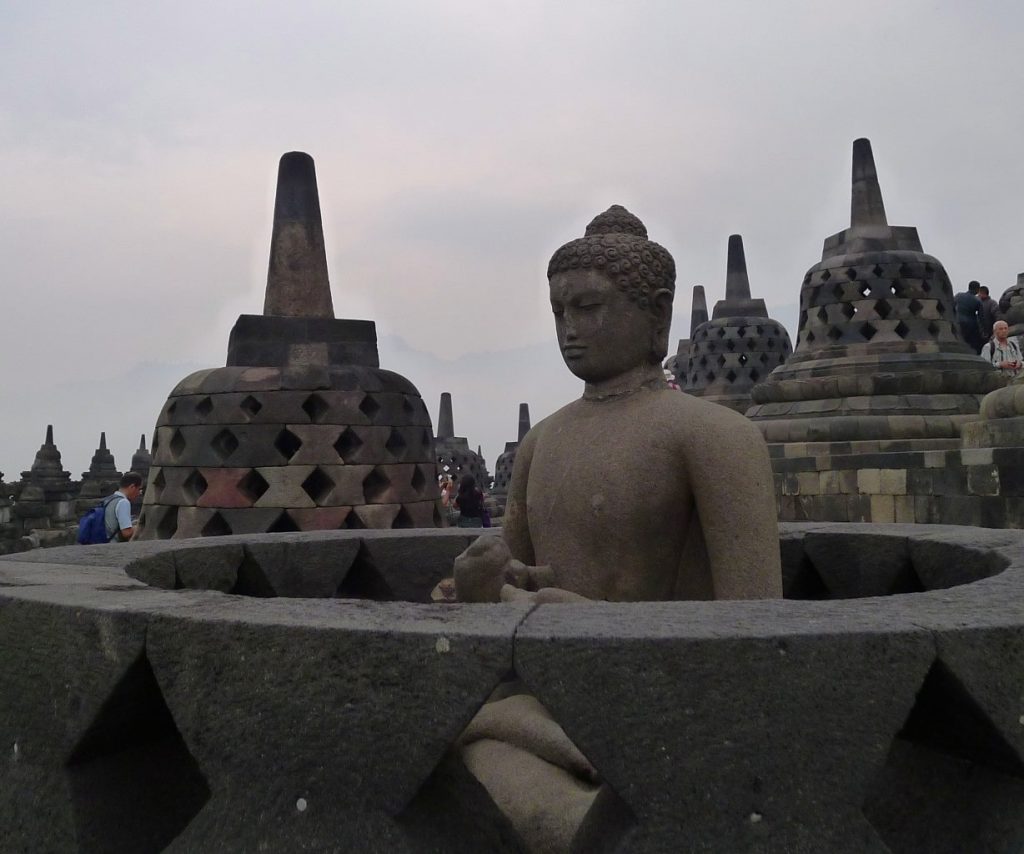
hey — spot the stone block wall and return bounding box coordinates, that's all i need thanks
[2,525,1023,851]
[771,440,1024,526]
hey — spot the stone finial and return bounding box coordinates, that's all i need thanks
[725,235,752,302]
[99,432,107,451]
[138,434,147,451]
[263,152,334,319]
[437,393,455,441]
[517,403,531,442]
[690,286,709,335]
[45,424,54,447]
[850,138,888,228]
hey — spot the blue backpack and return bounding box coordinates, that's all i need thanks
[77,495,119,545]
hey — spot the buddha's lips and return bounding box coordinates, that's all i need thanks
[562,345,587,357]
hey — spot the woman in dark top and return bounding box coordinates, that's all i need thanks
[455,475,484,528]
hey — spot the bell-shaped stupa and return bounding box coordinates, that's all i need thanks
[137,153,440,539]
[684,236,792,412]
[748,139,1002,441]
[433,393,489,488]
[665,286,708,386]
[491,403,531,504]
[78,432,121,500]
[14,426,75,528]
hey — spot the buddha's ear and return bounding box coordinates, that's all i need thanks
[649,288,674,362]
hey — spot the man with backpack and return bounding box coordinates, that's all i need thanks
[78,472,144,544]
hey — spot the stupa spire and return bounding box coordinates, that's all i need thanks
[45,424,53,446]
[725,235,752,301]
[99,432,107,451]
[517,403,531,442]
[850,138,888,228]
[263,152,334,319]
[690,286,708,335]
[437,393,455,441]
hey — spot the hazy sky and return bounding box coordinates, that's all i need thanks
[2,1,1023,479]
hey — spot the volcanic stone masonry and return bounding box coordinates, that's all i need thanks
[136,152,441,539]
[683,235,793,412]
[433,392,489,488]
[12,425,76,538]
[77,432,121,505]
[665,285,707,387]
[490,403,530,510]
[747,139,1024,526]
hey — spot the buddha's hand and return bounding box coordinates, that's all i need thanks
[500,585,591,604]
[454,535,513,603]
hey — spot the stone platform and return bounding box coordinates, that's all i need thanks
[2,525,1023,852]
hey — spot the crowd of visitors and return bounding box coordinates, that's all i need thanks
[955,280,1023,379]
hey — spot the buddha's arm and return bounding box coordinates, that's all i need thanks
[503,427,538,566]
[685,411,782,599]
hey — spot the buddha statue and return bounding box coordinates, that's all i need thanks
[455,206,782,851]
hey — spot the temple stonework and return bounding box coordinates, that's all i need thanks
[78,432,121,502]
[665,285,707,387]
[137,153,441,539]
[13,426,76,540]
[433,392,489,488]
[684,236,792,412]
[490,403,530,510]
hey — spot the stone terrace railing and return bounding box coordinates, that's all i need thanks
[1,525,1022,853]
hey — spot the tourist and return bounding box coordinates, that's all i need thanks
[980,320,1023,379]
[454,474,485,528]
[978,285,1001,341]
[954,280,984,353]
[104,472,144,542]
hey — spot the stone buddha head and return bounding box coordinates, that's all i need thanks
[547,205,676,383]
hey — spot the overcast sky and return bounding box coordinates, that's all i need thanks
[2,1,1023,479]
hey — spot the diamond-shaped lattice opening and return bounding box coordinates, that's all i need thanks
[200,511,232,537]
[927,321,941,338]
[816,306,829,323]
[385,428,408,460]
[861,322,878,341]
[362,467,391,503]
[806,330,816,343]
[717,355,726,367]
[746,338,756,350]
[302,393,330,423]
[240,394,263,418]
[759,353,769,364]
[716,327,726,338]
[898,263,911,277]
[211,429,239,462]
[302,467,335,505]
[156,506,178,538]
[736,326,746,337]
[725,339,735,352]
[273,428,302,461]
[749,367,760,382]
[827,325,843,342]
[875,299,892,320]
[391,507,416,529]
[359,394,381,422]
[890,281,901,296]
[411,466,428,495]
[402,397,416,415]
[863,659,1024,852]
[169,429,186,460]
[738,353,748,365]
[334,427,363,462]
[831,283,844,301]
[821,269,832,281]
[935,300,945,314]
[756,325,764,335]
[705,371,716,382]
[152,469,166,500]
[166,401,178,418]
[267,511,300,533]
[236,469,269,503]
[894,321,910,339]
[924,263,934,275]
[802,272,812,285]
[922,281,932,293]
[766,338,775,349]
[707,342,717,353]
[343,510,366,529]
[65,652,210,853]
[846,267,858,280]
[195,396,213,419]
[699,356,708,368]
[873,264,884,277]
[908,299,923,316]
[182,469,208,502]
[725,369,737,383]
[858,283,872,298]
[841,302,857,320]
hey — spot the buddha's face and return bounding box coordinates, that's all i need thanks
[550,268,664,383]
